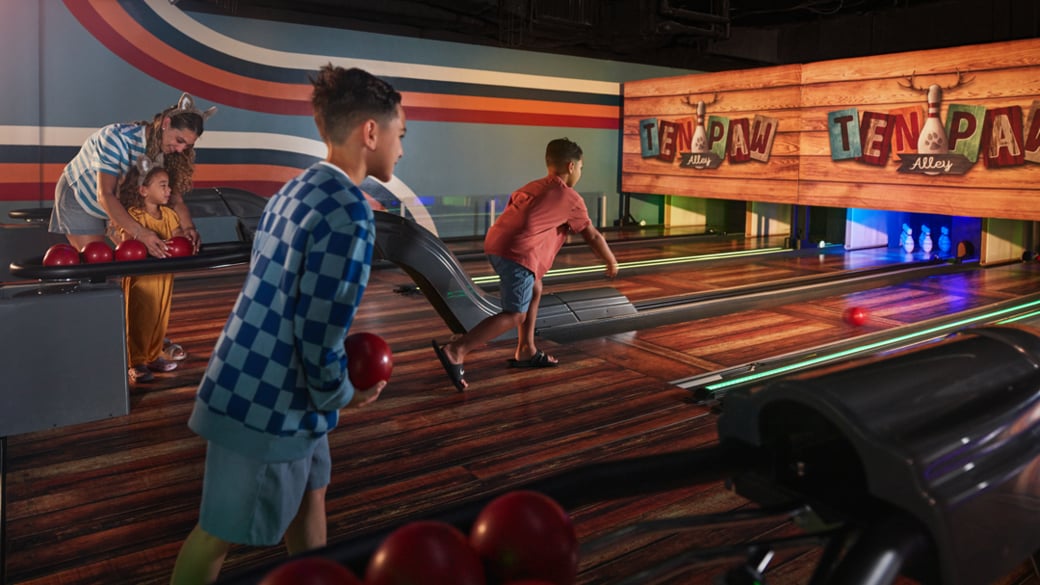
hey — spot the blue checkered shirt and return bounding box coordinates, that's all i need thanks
[189,162,374,462]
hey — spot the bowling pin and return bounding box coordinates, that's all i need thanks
[919,224,933,254]
[690,101,709,153]
[917,85,948,155]
[938,226,952,255]
[901,224,915,254]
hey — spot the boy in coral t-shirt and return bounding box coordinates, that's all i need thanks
[433,138,619,391]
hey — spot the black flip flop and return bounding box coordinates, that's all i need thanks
[432,340,467,391]
[507,350,559,368]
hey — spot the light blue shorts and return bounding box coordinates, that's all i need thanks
[198,435,331,546]
[49,174,106,235]
[488,254,534,313]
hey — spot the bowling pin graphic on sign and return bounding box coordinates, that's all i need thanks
[898,71,974,175]
[681,93,718,155]
[918,85,948,156]
[691,100,709,153]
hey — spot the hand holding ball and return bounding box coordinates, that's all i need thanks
[165,235,194,258]
[345,332,393,389]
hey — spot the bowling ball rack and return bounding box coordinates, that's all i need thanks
[8,241,252,283]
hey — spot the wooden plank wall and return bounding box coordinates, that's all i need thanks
[622,38,1040,221]
[622,65,803,205]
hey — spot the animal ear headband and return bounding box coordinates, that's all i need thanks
[135,153,165,187]
[169,93,217,121]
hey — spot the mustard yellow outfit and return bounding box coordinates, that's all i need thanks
[121,206,180,367]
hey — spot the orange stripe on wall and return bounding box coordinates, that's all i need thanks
[403,92,618,118]
[1,164,64,182]
[1,164,303,186]
[91,0,309,102]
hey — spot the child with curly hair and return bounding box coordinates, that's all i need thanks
[116,155,186,383]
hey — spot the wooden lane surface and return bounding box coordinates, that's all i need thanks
[6,254,1040,584]
[460,244,933,305]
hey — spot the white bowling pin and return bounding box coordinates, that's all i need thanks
[919,225,933,254]
[938,226,952,254]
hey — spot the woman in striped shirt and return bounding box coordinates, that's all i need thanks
[48,93,215,258]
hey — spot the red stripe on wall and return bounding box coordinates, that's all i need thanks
[0,183,54,202]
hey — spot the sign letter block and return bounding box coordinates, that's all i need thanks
[828,108,861,161]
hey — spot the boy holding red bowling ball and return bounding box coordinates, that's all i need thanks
[433,138,619,391]
[115,155,186,383]
[170,66,402,584]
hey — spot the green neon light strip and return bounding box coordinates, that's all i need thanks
[703,297,1040,392]
[470,247,786,284]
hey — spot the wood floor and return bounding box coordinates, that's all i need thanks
[5,238,1040,585]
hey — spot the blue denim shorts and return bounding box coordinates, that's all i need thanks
[488,254,534,313]
[198,435,331,546]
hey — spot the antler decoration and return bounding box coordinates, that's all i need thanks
[898,70,975,93]
[681,92,719,108]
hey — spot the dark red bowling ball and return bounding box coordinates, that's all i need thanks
[365,521,485,585]
[43,243,80,266]
[259,556,361,585]
[165,235,194,257]
[470,491,578,585]
[843,306,869,326]
[80,241,114,264]
[344,332,393,389]
[115,239,148,261]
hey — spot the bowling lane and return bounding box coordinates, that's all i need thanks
[454,240,941,305]
[556,260,1040,390]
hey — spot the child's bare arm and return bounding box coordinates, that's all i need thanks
[579,225,619,278]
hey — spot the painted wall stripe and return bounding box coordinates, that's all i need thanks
[144,0,620,96]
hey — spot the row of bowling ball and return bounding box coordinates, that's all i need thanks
[42,237,195,266]
[260,490,578,585]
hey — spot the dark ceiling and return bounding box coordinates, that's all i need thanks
[179,0,1039,71]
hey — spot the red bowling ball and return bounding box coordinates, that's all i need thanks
[80,241,114,264]
[843,306,869,326]
[259,557,361,585]
[470,491,579,585]
[366,521,485,585]
[43,243,80,266]
[115,239,148,261]
[344,332,393,389]
[165,235,194,257]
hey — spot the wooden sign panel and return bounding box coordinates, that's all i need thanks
[622,38,1040,221]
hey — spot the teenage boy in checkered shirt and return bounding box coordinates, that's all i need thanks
[171,65,404,584]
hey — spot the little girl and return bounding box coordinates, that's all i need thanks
[117,155,185,383]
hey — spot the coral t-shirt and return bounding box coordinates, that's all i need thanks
[484,175,591,279]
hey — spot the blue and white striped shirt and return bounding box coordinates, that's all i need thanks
[63,123,148,219]
[189,162,375,462]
